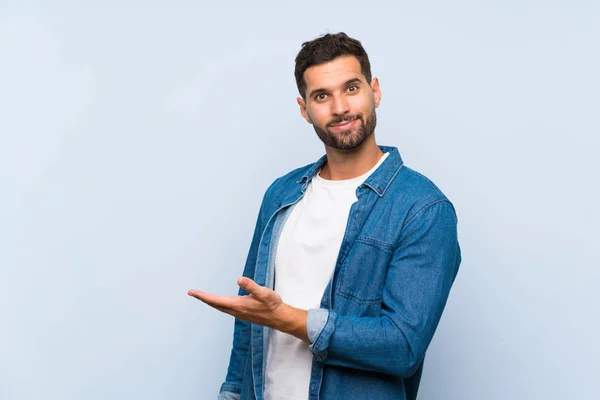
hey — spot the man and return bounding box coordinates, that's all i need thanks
[189,32,462,400]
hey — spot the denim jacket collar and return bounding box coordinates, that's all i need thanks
[295,145,404,198]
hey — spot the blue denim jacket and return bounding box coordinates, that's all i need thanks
[218,145,461,400]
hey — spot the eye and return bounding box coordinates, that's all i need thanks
[347,85,358,92]
[316,93,327,101]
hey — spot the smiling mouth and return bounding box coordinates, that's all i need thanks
[331,118,358,129]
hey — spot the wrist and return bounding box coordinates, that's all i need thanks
[276,303,309,343]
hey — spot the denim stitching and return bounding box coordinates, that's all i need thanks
[398,200,452,241]
[356,236,394,252]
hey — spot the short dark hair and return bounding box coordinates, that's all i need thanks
[294,32,372,99]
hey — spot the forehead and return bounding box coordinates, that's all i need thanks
[303,55,366,90]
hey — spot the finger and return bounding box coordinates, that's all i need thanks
[188,290,239,310]
[237,277,266,298]
[197,300,238,319]
[213,305,258,325]
[204,300,255,322]
[213,305,235,316]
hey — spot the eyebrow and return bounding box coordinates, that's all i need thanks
[308,77,363,99]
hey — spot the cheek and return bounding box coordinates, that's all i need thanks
[307,106,329,126]
[350,95,372,113]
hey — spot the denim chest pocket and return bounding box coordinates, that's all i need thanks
[336,236,394,304]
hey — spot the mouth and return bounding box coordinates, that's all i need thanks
[330,118,358,130]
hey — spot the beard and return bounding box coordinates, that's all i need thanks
[311,106,377,151]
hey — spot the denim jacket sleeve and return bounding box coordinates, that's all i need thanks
[218,182,276,399]
[307,200,461,377]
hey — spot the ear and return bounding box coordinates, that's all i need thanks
[370,77,381,108]
[297,97,313,124]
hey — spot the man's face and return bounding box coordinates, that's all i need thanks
[297,55,381,151]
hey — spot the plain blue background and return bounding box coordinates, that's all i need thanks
[1,1,598,399]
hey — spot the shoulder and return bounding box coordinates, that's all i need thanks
[390,164,458,223]
[396,165,448,201]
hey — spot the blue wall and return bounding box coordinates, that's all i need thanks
[1,1,598,399]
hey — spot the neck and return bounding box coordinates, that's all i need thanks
[319,135,384,180]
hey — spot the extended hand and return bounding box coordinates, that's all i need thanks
[188,277,309,343]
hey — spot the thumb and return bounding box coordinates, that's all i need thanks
[237,277,265,297]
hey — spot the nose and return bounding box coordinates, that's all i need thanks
[331,94,350,117]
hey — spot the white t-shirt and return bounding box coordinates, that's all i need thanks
[263,152,390,400]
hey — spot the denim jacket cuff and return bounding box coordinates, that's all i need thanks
[308,309,338,362]
[306,308,329,344]
[218,382,241,400]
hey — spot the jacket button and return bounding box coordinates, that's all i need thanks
[377,188,383,194]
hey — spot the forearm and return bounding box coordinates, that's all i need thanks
[273,304,309,343]
[307,201,460,377]
[308,310,428,377]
